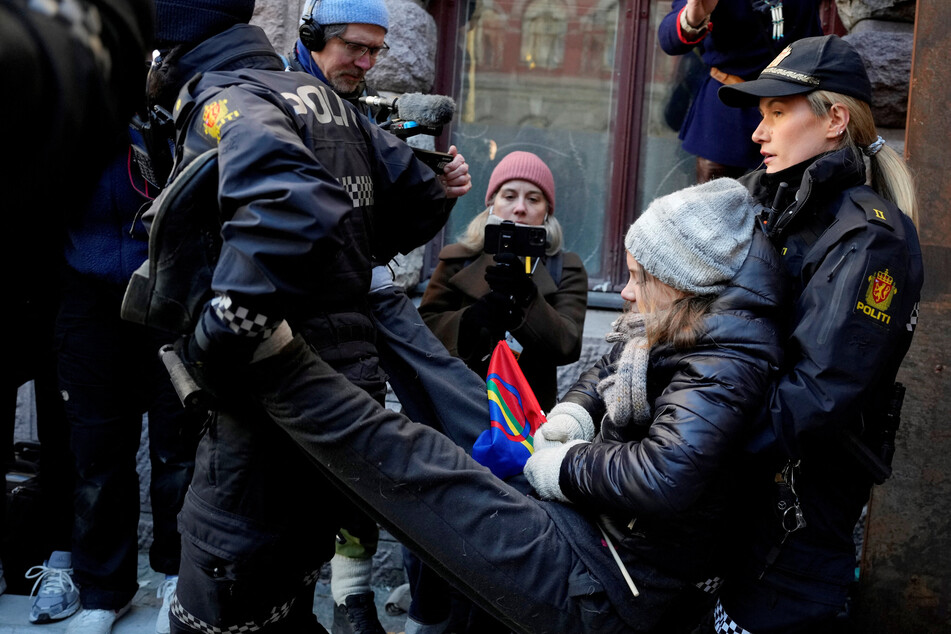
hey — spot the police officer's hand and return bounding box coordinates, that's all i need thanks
[439,145,471,199]
[485,252,537,308]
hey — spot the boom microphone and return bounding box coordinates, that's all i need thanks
[392,93,456,127]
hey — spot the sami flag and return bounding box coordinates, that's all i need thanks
[472,340,547,479]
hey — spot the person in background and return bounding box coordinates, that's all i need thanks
[140,1,471,632]
[222,176,786,634]
[2,0,152,628]
[285,0,388,123]
[411,150,587,632]
[419,151,588,412]
[287,2,392,631]
[658,0,822,183]
[26,130,201,634]
[711,34,924,633]
[286,2,487,632]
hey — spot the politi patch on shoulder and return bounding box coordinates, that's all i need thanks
[855,266,898,327]
[202,99,239,142]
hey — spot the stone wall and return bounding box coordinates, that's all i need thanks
[837,0,917,129]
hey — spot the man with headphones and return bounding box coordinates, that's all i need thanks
[288,0,390,122]
[288,3,485,634]
[290,3,397,634]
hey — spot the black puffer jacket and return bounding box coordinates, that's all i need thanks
[558,229,785,580]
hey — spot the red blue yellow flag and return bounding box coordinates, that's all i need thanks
[472,340,547,478]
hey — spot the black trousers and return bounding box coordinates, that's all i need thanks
[237,334,639,634]
[56,269,199,609]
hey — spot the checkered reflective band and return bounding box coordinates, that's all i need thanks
[212,295,279,338]
[168,569,321,633]
[339,175,375,207]
[907,301,919,332]
[714,600,753,634]
[695,576,724,595]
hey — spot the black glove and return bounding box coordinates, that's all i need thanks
[485,252,537,308]
[459,293,512,355]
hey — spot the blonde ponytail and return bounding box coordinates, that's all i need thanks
[808,91,919,227]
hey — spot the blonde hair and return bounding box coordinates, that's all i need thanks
[455,207,564,257]
[631,264,714,349]
[807,91,919,227]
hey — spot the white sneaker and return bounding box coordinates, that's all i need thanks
[25,550,81,623]
[155,576,178,634]
[65,602,131,634]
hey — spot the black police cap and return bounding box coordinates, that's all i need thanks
[719,35,872,108]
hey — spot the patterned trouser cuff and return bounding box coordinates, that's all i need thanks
[169,569,321,633]
[714,600,753,634]
[695,576,724,595]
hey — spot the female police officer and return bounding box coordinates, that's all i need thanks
[713,34,924,633]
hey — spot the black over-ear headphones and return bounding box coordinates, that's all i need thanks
[299,0,326,51]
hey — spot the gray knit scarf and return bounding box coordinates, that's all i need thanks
[597,311,652,427]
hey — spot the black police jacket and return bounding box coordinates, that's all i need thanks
[161,24,451,362]
[558,229,786,581]
[734,148,924,606]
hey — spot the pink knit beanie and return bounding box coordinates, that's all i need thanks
[484,151,556,213]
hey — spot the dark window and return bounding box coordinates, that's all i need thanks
[428,0,698,298]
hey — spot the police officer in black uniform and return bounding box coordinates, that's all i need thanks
[137,1,471,632]
[711,35,924,634]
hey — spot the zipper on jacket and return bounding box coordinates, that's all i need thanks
[826,244,857,281]
[817,243,857,345]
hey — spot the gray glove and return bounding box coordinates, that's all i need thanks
[524,439,587,503]
[537,402,595,444]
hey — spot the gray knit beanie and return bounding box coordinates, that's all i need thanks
[625,178,759,296]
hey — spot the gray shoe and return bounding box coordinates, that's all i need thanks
[25,551,81,623]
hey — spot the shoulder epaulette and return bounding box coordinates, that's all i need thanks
[850,187,895,231]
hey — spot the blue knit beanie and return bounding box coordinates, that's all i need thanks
[313,0,389,31]
[154,0,256,48]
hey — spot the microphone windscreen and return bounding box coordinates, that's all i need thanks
[395,93,456,127]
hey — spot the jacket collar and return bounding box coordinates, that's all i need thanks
[170,24,284,99]
[743,148,867,238]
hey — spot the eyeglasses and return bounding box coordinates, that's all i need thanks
[333,36,389,60]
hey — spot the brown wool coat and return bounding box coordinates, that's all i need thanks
[418,244,588,410]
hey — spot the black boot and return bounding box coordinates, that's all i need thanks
[332,592,386,634]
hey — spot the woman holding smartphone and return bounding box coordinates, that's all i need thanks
[418,151,588,411]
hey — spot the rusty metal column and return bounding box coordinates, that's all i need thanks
[854,0,951,631]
